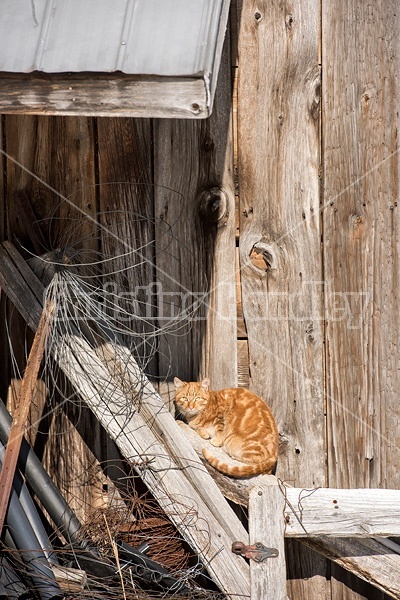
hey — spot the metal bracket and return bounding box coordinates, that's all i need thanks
[232,541,279,562]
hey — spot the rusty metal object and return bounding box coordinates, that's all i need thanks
[232,540,279,562]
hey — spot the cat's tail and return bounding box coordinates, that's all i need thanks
[202,448,277,478]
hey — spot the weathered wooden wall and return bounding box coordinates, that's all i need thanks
[235,1,399,599]
[0,1,399,598]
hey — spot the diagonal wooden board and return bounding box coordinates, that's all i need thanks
[0,300,54,532]
[0,241,250,598]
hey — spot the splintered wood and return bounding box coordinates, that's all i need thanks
[0,299,54,532]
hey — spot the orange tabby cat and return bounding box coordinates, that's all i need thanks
[174,377,278,478]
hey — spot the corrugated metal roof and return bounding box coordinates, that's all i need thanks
[1,0,224,76]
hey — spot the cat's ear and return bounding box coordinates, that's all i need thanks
[174,377,185,389]
[201,378,210,390]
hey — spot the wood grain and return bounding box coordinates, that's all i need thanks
[283,488,400,537]
[0,300,54,533]
[178,421,400,598]
[237,1,326,597]
[323,0,400,489]
[249,484,287,600]
[237,0,324,488]
[303,537,400,600]
[4,115,101,522]
[96,118,156,373]
[323,4,400,597]
[0,73,209,119]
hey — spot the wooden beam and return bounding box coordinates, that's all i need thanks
[282,487,400,538]
[237,0,325,595]
[249,484,287,600]
[0,72,209,119]
[153,34,237,389]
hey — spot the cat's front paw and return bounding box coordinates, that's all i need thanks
[210,436,223,447]
[197,428,211,440]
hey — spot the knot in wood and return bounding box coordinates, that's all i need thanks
[199,187,229,227]
[249,241,275,271]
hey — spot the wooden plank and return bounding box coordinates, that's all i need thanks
[56,333,250,597]
[323,3,400,598]
[4,115,103,523]
[238,0,324,486]
[283,488,400,538]
[153,36,237,389]
[249,484,287,600]
[176,426,400,538]
[0,245,251,598]
[237,1,326,597]
[96,117,156,374]
[323,0,400,489]
[0,73,209,119]
[7,379,48,447]
[0,300,54,532]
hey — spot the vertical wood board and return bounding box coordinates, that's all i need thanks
[237,1,326,598]
[237,0,324,486]
[249,484,287,600]
[323,2,400,599]
[323,0,400,490]
[96,118,156,373]
[153,37,237,389]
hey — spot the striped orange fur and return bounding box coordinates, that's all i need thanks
[174,377,278,478]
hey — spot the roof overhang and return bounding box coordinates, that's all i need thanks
[0,0,231,118]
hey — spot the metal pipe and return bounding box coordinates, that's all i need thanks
[0,399,82,546]
[3,476,62,599]
[0,554,29,599]
[0,443,58,566]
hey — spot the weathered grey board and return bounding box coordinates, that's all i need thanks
[323,0,400,492]
[323,2,400,599]
[57,334,251,597]
[0,73,209,119]
[249,484,287,600]
[153,38,237,389]
[237,1,326,597]
[283,488,400,538]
